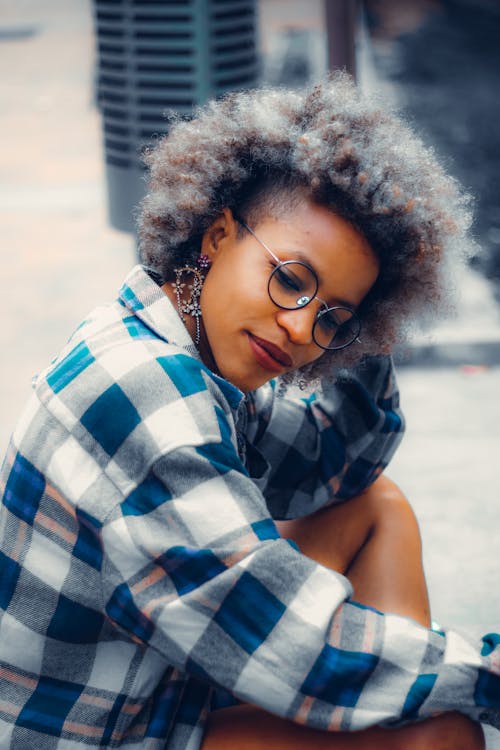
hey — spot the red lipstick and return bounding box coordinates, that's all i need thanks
[247,334,292,372]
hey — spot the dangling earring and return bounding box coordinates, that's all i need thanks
[171,254,211,345]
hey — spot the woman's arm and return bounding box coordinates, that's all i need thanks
[244,355,405,519]
[101,407,500,733]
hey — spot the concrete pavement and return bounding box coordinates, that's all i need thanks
[0,1,499,744]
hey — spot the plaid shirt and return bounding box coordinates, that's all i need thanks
[0,265,498,749]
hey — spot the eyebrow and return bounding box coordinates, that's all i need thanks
[274,246,356,310]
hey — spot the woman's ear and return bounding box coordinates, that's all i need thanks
[201,208,237,260]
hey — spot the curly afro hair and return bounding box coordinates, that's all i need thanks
[138,73,474,382]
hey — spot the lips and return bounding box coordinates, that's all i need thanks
[247,333,293,371]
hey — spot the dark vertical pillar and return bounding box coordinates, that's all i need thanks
[324,0,358,79]
[93,1,259,234]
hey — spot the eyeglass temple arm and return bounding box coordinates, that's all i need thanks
[233,214,281,265]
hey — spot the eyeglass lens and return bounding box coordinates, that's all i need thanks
[268,261,318,310]
[313,305,361,350]
[268,260,359,350]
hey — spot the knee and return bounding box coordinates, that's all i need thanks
[362,475,421,542]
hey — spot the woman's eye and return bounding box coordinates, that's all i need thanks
[275,267,302,292]
[317,311,338,333]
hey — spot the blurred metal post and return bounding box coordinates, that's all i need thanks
[324,0,358,79]
[93,0,259,234]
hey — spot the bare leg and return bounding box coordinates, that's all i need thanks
[277,474,431,625]
[202,476,484,749]
[203,706,484,750]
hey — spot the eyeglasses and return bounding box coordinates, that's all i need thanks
[235,217,361,351]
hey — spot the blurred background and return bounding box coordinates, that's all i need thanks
[1,1,500,742]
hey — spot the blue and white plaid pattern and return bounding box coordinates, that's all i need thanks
[0,265,498,748]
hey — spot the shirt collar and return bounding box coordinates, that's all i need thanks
[118,265,245,411]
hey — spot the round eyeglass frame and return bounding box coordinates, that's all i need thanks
[312,303,362,351]
[267,260,319,310]
[236,216,362,351]
[267,262,361,350]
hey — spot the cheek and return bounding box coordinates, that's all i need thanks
[200,273,225,318]
[201,265,270,324]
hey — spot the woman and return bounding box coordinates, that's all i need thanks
[0,75,497,749]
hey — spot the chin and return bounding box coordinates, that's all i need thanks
[206,337,263,393]
[216,361,269,394]
[222,371,262,394]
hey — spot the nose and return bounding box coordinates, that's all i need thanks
[275,306,316,346]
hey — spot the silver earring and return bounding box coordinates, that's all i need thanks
[171,255,211,345]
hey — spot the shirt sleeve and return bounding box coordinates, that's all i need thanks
[243,355,405,520]
[100,405,500,733]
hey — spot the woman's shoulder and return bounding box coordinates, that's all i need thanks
[32,298,239,460]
